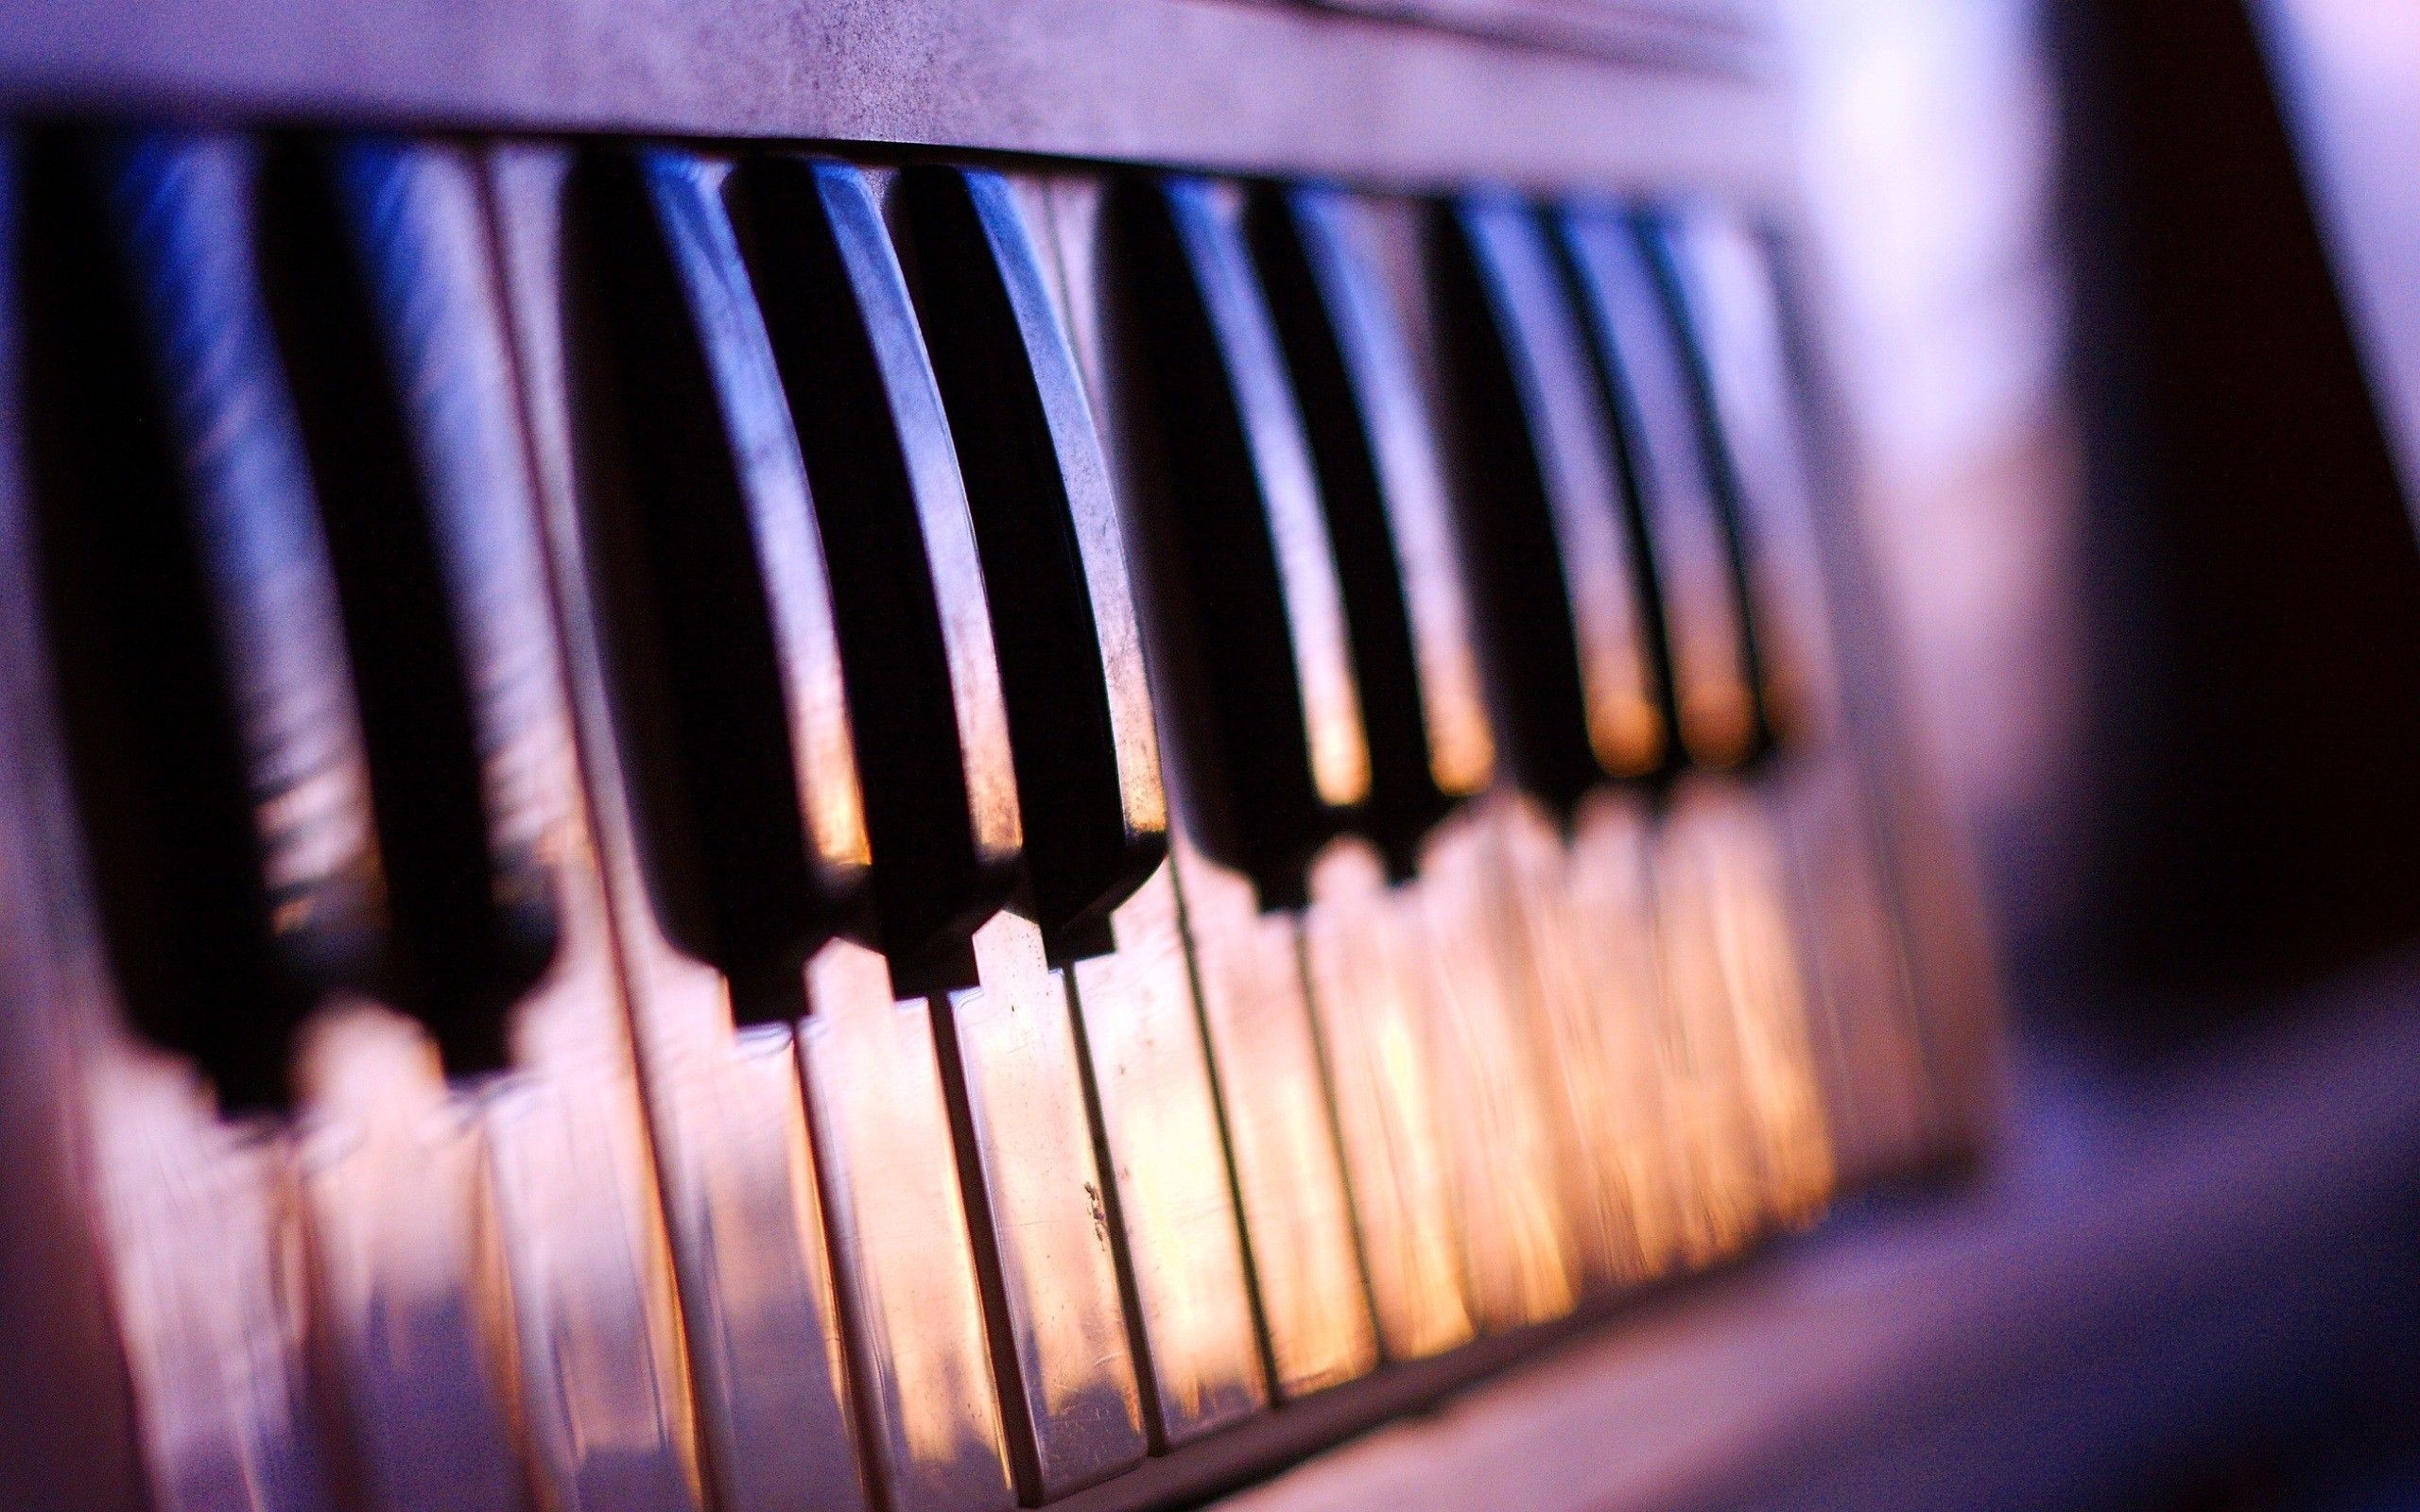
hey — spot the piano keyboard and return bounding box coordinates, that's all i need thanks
[0,126,1979,1512]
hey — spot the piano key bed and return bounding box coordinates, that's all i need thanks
[0,129,1990,1512]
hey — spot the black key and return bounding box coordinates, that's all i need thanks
[253,138,561,1075]
[1250,181,1497,874]
[727,155,1022,994]
[1635,210,1832,748]
[1105,174,1370,908]
[557,147,872,1022]
[19,130,384,1113]
[1557,201,1761,773]
[1430,192,1667,816]
[891,164,1167,963]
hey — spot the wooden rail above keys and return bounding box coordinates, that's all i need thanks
[0,0,1783,198]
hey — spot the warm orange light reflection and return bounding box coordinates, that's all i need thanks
[1303,838,1483,1354]
[1666,782,1836,1234]
[944,913,1145,1493]
[1423,653,1499,801]
[797,678,874,873]
[1168,837,1380,1398]
[1679,678,1760,773]
[1501,790,1685,1283]
[1066,866,1265,1442]
[799,942,1014,1511]
[1302,639,1375,814]
[1408,817,1580,1329]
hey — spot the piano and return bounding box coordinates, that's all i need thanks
[0,4,2011,1510]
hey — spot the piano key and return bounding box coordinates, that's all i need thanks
[257,135,701,1508]
[1636,212,1831,747]
[1430,191,1797,1261]
[13,128,337,1512]
[0,136,153,1512]
[1636,208,1932,1187]
[727,157,1021,981]
[1105,173,1489,1356]
[1433,191,1668,811]
[1646,780,1835,1230]
[1102,175,1372,896]
[491,143,995,1512]
[259,139,537,1076]
[1549,206,1839,1228]
[927,912,1149,1496]
[93,136,389,1108]
[1247,185,1495,859]
[1337,194,1690,1281]
[1249,183,1598,1314]
[1545,201,1819,1236]
[1556,205,1760,774]
[1039,172,1381,1396]
[887,167,1169,951]
[891,163,1267,1447]
[1059,865,1269,1431]
[730,155,1148,1502]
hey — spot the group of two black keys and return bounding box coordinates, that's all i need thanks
[11,129,1794,1128]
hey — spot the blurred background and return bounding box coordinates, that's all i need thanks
[1763,4,2420,1507]
[1779,0,2077,968]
